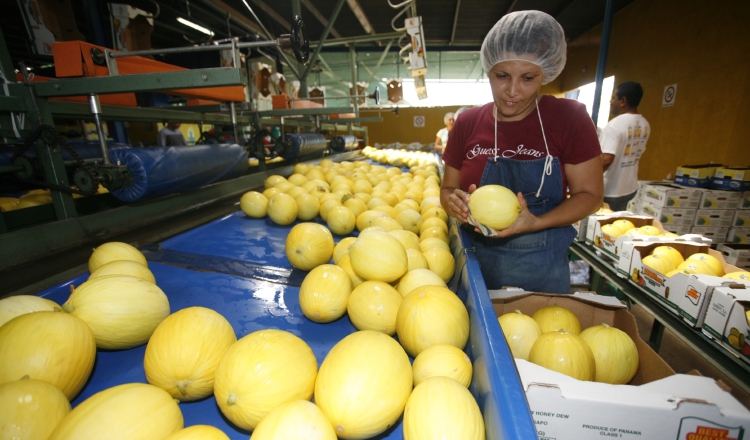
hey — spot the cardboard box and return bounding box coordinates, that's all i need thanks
[667,274,748,328]
[703,284,750,364]
[717,243,750,270]
[586,215,660,261]
[727,227,750,244]
[690,226,729,243]
[490,291,750,439]
[626,196,642,214]
[739,191,750,209]
[640,183,702,208]
[661,224,693,236]
[639,202,696,226]
[693,209,735,228]
[674,164,721,188]
[733,210,750,228]
[698,188,742,209]
[712,167,750,191]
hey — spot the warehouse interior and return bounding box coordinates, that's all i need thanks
[2,0,750,438]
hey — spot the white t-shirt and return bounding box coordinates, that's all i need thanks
[158,127,187,146]
[436,127,449,146]
[600,113,650,197]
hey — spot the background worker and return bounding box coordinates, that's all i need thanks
[434,112,455,155]
[600,81,650,211]
[158,122,187,147]
[440,10,603,294]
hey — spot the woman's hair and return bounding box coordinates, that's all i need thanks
[444,112,455,125]
[480,10,567,85]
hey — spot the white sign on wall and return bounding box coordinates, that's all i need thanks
[413,116,425,127]
[662,84,677,107]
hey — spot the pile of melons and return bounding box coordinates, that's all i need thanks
[498,305,640,384]
[600,218,677,239]
[641,246,746,278]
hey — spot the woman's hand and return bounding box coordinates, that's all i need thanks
[492,192,539,238]
[445,184,474,223]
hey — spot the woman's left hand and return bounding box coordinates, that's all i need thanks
[490,192,539,238]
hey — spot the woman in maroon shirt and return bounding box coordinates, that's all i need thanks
[440,10,603,294]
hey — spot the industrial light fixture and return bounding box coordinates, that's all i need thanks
[177,17,214,36]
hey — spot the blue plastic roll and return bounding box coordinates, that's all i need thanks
[283,133,327,160]
[108,144,248,202]
[332,135,358,152]
[0,141,130,166]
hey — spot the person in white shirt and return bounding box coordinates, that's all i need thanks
[600,81,650,211]
[158,122,187,146]
[434,112,454,154]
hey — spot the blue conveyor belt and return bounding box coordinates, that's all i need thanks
[108,144,248,202]
[31,212,536,439]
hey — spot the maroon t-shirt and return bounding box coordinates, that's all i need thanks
[442,96,601,196]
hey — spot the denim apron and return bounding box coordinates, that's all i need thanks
[470,106,576,294]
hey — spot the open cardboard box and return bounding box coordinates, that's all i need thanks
[585,214,660,260]
[667,274,749,328]
[703,284,750,364]
[490,290,750,439]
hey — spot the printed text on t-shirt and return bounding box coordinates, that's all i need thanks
[466,144,544,160]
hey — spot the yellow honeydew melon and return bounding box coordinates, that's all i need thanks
[0,295,61,328]
[63,275,170,349]
[89,259,156,283]
[532,305,581,335]
[319,199,341,222]
[467,184,520,230]
[327,206,356,236]
[642,254,676,275]
[396,268,447,297]
[336,253,365,288]
[88,241,147,273]
[295,193,320,221]
[267,193,298,225]
[285,222,334,271]
[251,400,337,440]
[498,309,543,361]
[422,247,455,283]
[0,379,71,440]
[299,264,352,323]
[579,323,639,384]
[412,344,473,387]
[333,237,357,264]
[0,311,95,400]
[651,246,685,268]
[347,281,402,335]
[343,197,368,219]
[263,187,281,200]
[420,206,448,224]
[214,329,317,431]
[677,259,717,276]
[352,179,373,194]
[388,229,421,251]
[0,197,19,212]
[612,219,636,234]
[349,231,408,283]
[315,330,412,439]
[687,253,724,276]
[724,271,750,281]
[396,285,470,357]
[265,175,287,189]
[293,163,310,175]
[666,269,692,277]
[17,193,52,208]
[163,425,230,440]
[420,237,450,253]
[600,223,622,239]
[394,209,423,234]
[403,376,484,440]
[419,216,448,235]
[406,248,430,271]
[371,215,404,232]
[638,225,662,236]
[395,199,420,212]
[288,173,308,186]
[286,185,307,199]
[420,226,449,245]
[529,330,596,381]
[144,307,236,401]
[355,209,389,231]
[239,191,268,218]
[49,383,183,440]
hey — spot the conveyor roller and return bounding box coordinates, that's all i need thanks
[282,133,328,160]
[331,135,359,152]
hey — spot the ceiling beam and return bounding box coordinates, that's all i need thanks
[250,0,291,31]
[346,0,375,34]
[206,0,263,35]
[301,0,342,39]
[449,0,462,46]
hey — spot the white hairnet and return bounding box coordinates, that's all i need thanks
[480,10,567,85]
[443,112,455,125]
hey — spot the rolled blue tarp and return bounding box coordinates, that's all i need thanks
[283,133,328,160]
[332,135,359,152]
[108,144,248,202]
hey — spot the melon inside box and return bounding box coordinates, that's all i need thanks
[490,291,750,439]
[585,214,658,260]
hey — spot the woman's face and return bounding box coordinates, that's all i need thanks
[446,117,454,130]
[487,60,544,122]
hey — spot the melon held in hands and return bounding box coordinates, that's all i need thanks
[467,184,521,230]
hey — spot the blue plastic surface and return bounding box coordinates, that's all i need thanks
[108,144,248,202]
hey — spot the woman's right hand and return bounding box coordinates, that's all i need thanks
[444,184,476,224]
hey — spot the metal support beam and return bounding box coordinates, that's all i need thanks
[311,32,403,48]
[32,68,246,98]
[449,0,462,46]
[591,0,614,125]
[466,57,482,79]
[350,45,359,118]
[301,0,347,82]
[250,0,291,30]
[205,0,264,35]
[346,0,374,34]
[365,39,395,86]
[301,0,342,38]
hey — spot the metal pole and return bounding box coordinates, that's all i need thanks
[109,39,285,59]
[350,44,359,118]
[230,102,239,144]
[301,0,347,81]
[88,94,111,165]
[591,0,615,125]
[311,32,403,48]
